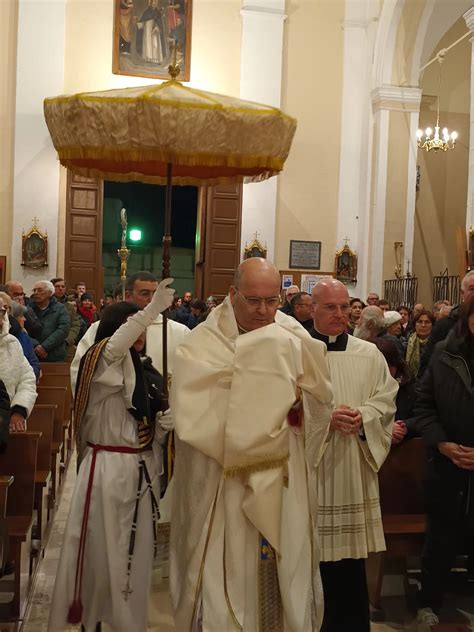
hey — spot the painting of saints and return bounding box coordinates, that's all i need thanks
[113,0,192,81]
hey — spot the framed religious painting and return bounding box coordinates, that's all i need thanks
[22,220,48,269]
[112,0,193,81]
[334,244,357,284]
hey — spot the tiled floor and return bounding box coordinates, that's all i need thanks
[19,459,474,631]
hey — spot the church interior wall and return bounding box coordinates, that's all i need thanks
[276,0,344,273]
[1,0,473,300]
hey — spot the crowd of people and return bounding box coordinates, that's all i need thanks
[0,265,473,632]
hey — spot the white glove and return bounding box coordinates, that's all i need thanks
[144,278,175,322]
[103,278,175,364]
[158,408,174,431]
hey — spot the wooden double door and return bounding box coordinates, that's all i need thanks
[65,172,242,301]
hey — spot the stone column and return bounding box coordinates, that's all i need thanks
[11,0,66,287]
[370,86,422,292]
[240,0,287,263]
[336,11,373,297]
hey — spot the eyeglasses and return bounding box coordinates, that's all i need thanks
[0,308,7,316]
[236,289,280,309]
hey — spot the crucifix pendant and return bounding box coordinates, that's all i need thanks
[122,581,133,601]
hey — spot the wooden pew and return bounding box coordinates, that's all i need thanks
[36,387,66,506]
[39,372,73,465]
[39,362,71,375]
[366,438,426,611]
[0,432,39,617]
[0,477,13,573]
[28,405,55,546]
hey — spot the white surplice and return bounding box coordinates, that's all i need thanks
[49,334,163,631]
[317,335,398,561]
[169,299,333,632]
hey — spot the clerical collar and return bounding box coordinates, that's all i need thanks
[309,328,349,351]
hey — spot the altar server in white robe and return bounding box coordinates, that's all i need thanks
[170,258,334,632]
[309,278,398,632]
[49,279,174,632]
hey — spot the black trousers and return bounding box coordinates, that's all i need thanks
[418,459,473,612]
[320,558,370,632]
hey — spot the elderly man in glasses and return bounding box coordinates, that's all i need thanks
[309,278,398,631]
[169,257,333,632]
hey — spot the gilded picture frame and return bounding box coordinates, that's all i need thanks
[334,244,357,284]
[112,0,193,81]
[22,223,48,269]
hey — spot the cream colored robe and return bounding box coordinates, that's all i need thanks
[169,299,333,632]
[317,335,398,562]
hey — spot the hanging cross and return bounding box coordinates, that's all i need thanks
[343,236,350,246]
[32,216,39,227]
[122,582,133,601]
[253,231,260,241]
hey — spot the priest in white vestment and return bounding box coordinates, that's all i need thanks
[169,258,333,632]
[309,279,398,632]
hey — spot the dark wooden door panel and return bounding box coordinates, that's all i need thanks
[202,184,242,301]
[65,172,103,301]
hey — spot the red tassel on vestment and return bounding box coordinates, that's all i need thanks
[67,599,83,624]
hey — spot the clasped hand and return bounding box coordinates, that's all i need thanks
[439,442,474,470]
[330,404,362,436]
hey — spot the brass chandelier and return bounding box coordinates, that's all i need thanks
[417,56,457,153]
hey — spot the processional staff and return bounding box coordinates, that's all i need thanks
[117,208,130,300]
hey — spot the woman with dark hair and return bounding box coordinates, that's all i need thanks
[374,337,416,444]
[49,280,174,632]
[411,297,474,628]
[406,309,435,378]
[347,297,365,333]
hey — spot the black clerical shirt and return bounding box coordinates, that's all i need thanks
[309,328,349,352]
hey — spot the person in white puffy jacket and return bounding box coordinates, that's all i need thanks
[0,296,37,431]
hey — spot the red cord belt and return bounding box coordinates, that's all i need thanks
[67,442,152,624]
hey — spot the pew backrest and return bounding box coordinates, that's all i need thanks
[379,438,426,516]
[0,432,39,517]
[27,405,55,473]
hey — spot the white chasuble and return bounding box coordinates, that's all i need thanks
[169,299,333,632]
[317,335,398,562]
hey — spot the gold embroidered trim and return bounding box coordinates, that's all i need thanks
[223,535,243,631]
[223,454,288,480]
[190,484,220,630]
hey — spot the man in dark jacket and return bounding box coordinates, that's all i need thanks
[173,291,193,325]
[290,291,313,331]
[51,277,81,347]
[419,270,474,376]
[30,280,70,362]
[411,297,474,629]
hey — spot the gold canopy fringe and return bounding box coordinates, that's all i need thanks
[223,454,288,480]
[59,163,276,186]
[56,146,286,171]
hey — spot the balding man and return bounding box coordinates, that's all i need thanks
[310,279,397,632]
[170,258,333,631]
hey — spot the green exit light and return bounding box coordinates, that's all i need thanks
[129,228,142,242]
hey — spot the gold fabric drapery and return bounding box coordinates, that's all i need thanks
[44,80,297,186]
